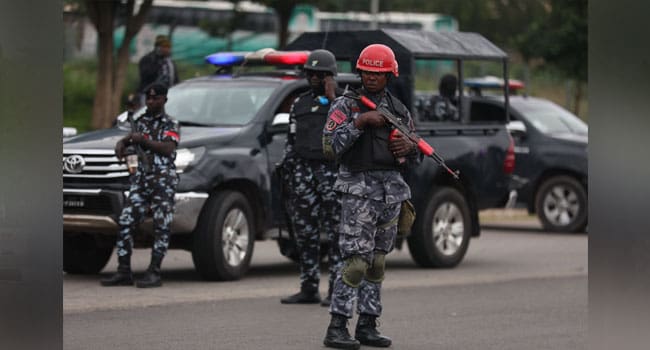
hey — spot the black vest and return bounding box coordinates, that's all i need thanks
[340,91,411,172]
[293,93,330,160]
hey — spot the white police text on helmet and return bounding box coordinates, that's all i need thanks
[362,58,384,67]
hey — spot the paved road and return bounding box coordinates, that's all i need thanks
[64,218,587,349]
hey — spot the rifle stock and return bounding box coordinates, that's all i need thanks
[127,112,152,173]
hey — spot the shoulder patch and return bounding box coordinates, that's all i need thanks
[325,119,337,131]
[329,109,347,124]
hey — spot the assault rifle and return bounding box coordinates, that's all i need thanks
[126,111,152,174]
[343,89,460,180]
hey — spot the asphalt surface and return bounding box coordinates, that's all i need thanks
[64,214,587,349]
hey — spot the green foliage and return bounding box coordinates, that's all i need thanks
[64,59,216,132]
[515,0,587,83]
[63,60,97,131]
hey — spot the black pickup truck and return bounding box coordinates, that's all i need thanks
[63,30,515,280]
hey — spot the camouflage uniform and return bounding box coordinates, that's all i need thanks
[115,112,180,261]
[282,91,342,297]
[323,88,420,318]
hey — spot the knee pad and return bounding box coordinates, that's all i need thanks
[342,255,368,288]
[365,253,386,283]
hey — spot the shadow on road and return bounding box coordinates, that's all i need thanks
[481,223,587,236]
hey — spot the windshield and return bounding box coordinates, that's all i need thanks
[163,81,277,126]
[511,99,588,135]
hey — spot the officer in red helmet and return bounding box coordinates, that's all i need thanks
[321,44,421,349]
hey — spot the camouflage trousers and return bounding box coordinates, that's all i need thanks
[116,172,178,259]
[285,158,342,293]
[330,193,401,318]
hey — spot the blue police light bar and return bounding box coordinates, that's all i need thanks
[205,52,247,66]
[204,48,310,67]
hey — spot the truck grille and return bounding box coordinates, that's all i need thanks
[63,149,129,179]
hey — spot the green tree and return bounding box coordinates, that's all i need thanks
[78,0,153,129]
[255,0,300,48]
[516,0,587,114]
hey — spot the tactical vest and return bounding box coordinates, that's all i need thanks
[293,93,330,160]
[340,91,411,172]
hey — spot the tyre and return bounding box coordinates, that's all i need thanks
[63,233,114,274]
[407,187,471,268]
[535,175,587,233]
[192,191,255,281]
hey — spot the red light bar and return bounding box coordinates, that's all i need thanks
[264,51,309,65]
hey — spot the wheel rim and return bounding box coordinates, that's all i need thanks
[542,184,580,227]
[220,208,250,267]
[431,201,465,256]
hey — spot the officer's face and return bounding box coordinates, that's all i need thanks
[361,70,388,93]
[305,69,329,91]
[145,95,167,115]
[157,45,171,57]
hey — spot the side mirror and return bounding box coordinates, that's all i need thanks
[62,127,77,138]
[506,120,527,140]
[268,112,289,135]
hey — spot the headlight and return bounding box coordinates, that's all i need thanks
[175,147,205,173]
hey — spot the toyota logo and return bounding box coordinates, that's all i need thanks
[63,155,85,174]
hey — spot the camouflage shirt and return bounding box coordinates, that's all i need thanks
[135,111,180,173]
[323,89,420,204]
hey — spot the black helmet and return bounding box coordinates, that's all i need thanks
[304,49,337,76]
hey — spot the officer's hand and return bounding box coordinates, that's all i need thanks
[115,142,125,159]
[323,75,337,102]
[128,133,146,145]
[354,111,386,129]
[389,130,415,157]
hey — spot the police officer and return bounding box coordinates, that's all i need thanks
[425,73,459,121]
[138,35,179,104]
[280,49,343,306]
[322,44,420,349]
[101,83,180,288]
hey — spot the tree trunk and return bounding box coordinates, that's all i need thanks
[89,2,116,129]
[111,0,152,124]
[87,0,152,130]
[573,81,583,118]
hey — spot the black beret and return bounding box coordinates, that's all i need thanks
[145,83,168,97]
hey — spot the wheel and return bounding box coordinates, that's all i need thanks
[63,233,114,274]
[535,175,587,232]
[407,187,471,268]
[192,191,255,281]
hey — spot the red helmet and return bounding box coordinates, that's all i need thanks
[356,44,399,77]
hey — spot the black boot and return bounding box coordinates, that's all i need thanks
[355,314,392,347]
[100,255,133,286]
[323,313,361,350]
[280,285,321,304]
[136,254,163,288]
